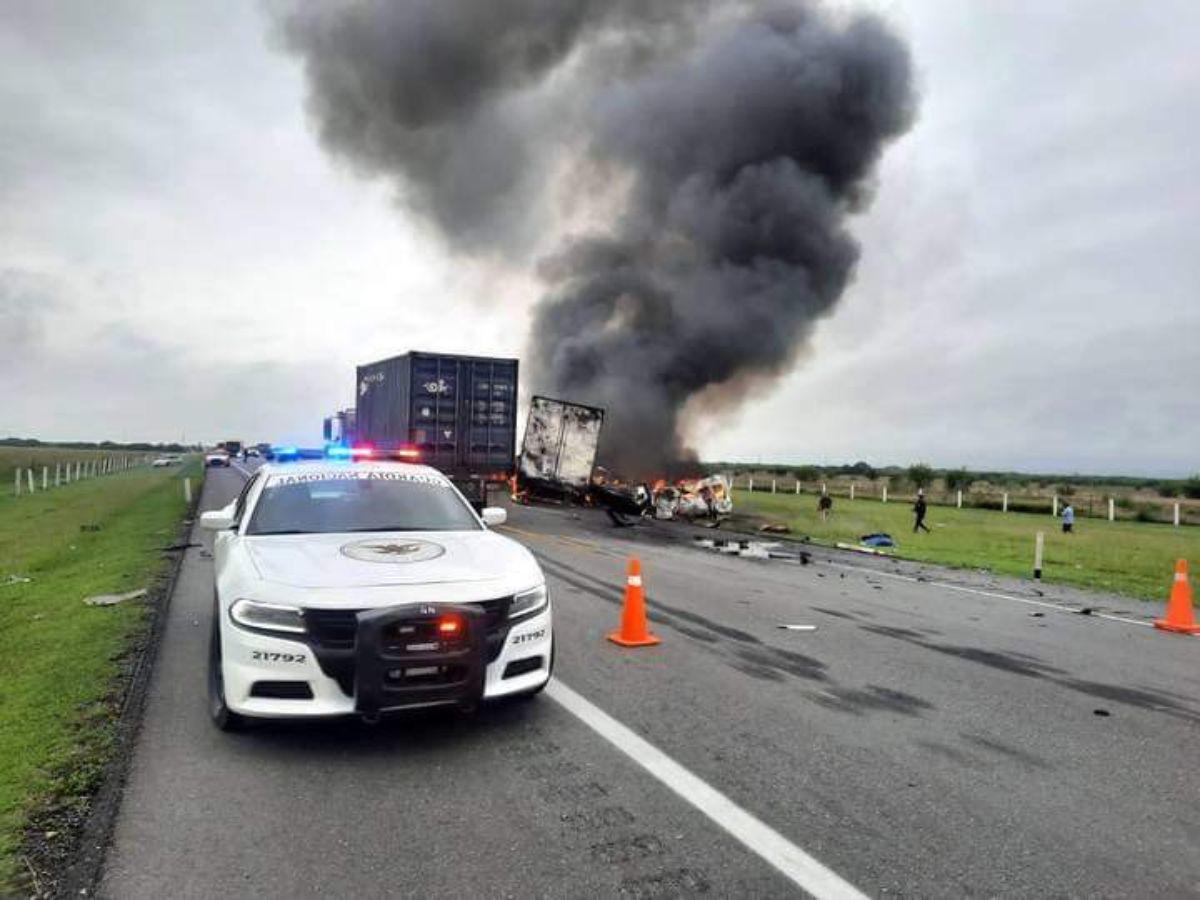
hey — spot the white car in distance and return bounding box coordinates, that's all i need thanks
[200,459,552,730]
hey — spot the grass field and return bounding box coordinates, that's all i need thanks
[0,460,197,888]
[731,489,1200,602]
[1,446,151,496]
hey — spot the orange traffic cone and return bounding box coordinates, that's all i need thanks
[607,557,661,647]
[1154,559,1200,635]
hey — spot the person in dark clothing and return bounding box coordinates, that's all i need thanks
[817,492,833,521]
[913,491,931,533]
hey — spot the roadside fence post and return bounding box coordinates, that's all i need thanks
[821,482,827,495]
[184,478,193,505]
[882,485,888,503]
[27,469,35,494]
[55,464,61,487]
[1174,503,1181,527]
[1108,497,1114,522]
[13,469,20,496]
[795,480,800,495]
[849,483,855,501]
[771,479,777,494]
[1002,492,1008,513]
[956,489,962,509]
[1052,496,1058,517]
[42,467,48,490]
[748,477,754,493]
[1034,531,1044,579]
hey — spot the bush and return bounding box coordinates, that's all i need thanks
[1183,477,1200,500]
[1136,504,1162,523]
[1115,497,1135,510]
[944,467,973,491]
[1057,484,1075,497]
[1156,483,1180,499]
[907,463,933,489]
[794,465,820,483]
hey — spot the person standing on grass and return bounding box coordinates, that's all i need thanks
[1062,501,1075,534]
[913,490,931,533]
[817,491,833,521]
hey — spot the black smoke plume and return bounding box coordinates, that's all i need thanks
[279,1,916,475]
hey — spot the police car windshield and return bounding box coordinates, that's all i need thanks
[246,471,481,535]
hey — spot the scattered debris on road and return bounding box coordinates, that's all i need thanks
[836,541,893,556]
[759,523,790,534]
[777,624,817,632]
[83,588,147,607]
[1093,709,1111,717]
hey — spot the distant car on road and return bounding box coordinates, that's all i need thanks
[245,447,261,459]
[152,456,176,467]
[205,450,231,468]
[200,458,552,730]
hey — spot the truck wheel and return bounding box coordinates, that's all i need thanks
[208,613,246,732]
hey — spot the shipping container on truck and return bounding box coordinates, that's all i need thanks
[355,352,518,508]
[322,408,357,446]
[518,396,605,501]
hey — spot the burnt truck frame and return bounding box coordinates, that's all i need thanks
[355,352,519,510]
[518,395,606,503]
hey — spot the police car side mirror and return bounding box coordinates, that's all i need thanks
[200,503,237,531]
[480,507,507,527]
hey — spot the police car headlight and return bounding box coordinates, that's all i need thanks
[230,599,306,634]
[510,584,548,619]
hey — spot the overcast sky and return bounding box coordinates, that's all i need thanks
[1,1,1197,475]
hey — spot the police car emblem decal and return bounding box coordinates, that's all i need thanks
[340,538,446,563]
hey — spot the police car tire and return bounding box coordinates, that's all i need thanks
[208,606,246,732]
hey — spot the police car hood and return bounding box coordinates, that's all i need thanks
[243,530,538,590]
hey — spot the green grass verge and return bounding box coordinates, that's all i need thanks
[732,489,1199,601]
[0,461,198,888]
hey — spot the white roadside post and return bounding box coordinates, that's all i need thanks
[42,467,48,490]
[1108,497,1115,522]
[821,481,827,495]
[1052,495,1058,517]
[184,477,193,505]
[849,483,855,501]
[1002,492,1009,513]
[748,476,754,493]
[795,480,800,495]
[882,485,888,503]
[956,489,962,509]
[55,463,61,487]
[1174,503,1181,527]
[1034,531,1045,580]
[13,469,20,496]
[27,469,35,494]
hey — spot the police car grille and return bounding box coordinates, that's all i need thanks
[303,597,513,659]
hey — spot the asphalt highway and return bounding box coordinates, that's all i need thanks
[100,464,1200,898]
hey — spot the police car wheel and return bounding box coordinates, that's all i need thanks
[208,610,246,732]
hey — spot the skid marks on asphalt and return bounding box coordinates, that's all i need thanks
[507,724,718,896]
[539,554,943,722]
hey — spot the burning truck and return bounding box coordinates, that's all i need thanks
[514,395,732,524]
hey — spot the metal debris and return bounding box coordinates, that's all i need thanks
[777,624,817,632]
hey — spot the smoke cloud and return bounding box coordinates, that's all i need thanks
[278,1,916,475]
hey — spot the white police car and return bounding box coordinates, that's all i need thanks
[200,457,552,729]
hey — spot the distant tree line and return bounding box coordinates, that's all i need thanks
[1,437,195,453]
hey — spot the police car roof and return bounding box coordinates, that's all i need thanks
[255,459,445,479]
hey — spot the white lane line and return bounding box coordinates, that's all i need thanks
[824,561,1154,629]
[230,461,254,480]
[546,679,867,900]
